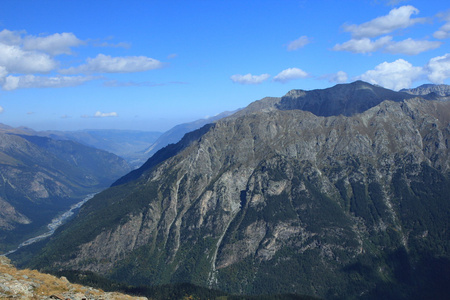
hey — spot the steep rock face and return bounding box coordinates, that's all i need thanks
[30,95,450,299]
[0,131,131,252]
[0,198,30,230]
[142,110,238,164]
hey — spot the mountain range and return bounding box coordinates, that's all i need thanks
[0,125,131,253]
[33,129,162,169]
[13,81,450,299]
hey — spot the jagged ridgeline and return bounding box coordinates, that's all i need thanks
[25,81,450,299]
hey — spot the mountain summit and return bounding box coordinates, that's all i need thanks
[276,80,417,116]
[25,82,450,299]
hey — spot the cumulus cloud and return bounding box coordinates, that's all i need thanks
[0,43,57,74]
[0,66,7,79]
[357,54,450,89]
[0,29,165,90]
[0,29,24,45]
[286,36,311,51]
[433,11,450,39]
[384,38,442,55]
[0,106,4,113]
[0,29,83,56]
[333,36,392,53]
[434,23,450,39]
[343,6,427,39]
[23,32,84,55]
[94,111,118,118]
[334,6,438,55]
[334,36,440,55]
[0,29,86,90]
[1,75,95,91]
[230,73,270,84]
[324,71,348,83]
[60,54,163,74]
[273,68,309,83]
[357,59,424,90]
[426,54,450,84]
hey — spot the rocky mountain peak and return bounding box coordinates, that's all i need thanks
[401,83,450,98]
[276,80,416,117]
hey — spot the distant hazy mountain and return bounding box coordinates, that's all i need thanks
[37,129,162,168]
[142,110,239,161]
[401,83,450,98]
[0,126,131,253]
[27,81,450,299]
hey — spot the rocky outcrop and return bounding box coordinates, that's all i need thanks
[0,198,30,230]
[0,256,147,300]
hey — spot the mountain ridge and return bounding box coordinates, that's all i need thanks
[0,130,132,253]
[21,81,450,299]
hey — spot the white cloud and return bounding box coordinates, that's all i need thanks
[433,12,450,39]
[334,6,441,55]
[384,38,442,55]
[0,30,83,56]
[343,6,427,38]
[60,54,163,74]
[357,59,424,90]
[286,36,311,51]
[0,106,4,113]
[273,68,309,83]
[326,71,348,83]
[0,29,24,45]
[0,30,86,91]
[434,23,450,39]
[0,43,57,74]
[1,75,94,91]
[0,29,164,91]
[426,54,450,84]
[0,66,7,79]
[23,32,84,55]
[334,36,440,55]
[230,73,270,84]
[333,36,392,53]
[94,111,118,118]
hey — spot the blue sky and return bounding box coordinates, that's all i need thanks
[0,0,449,131]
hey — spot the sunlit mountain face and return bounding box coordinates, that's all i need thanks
[21,82,450,299]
